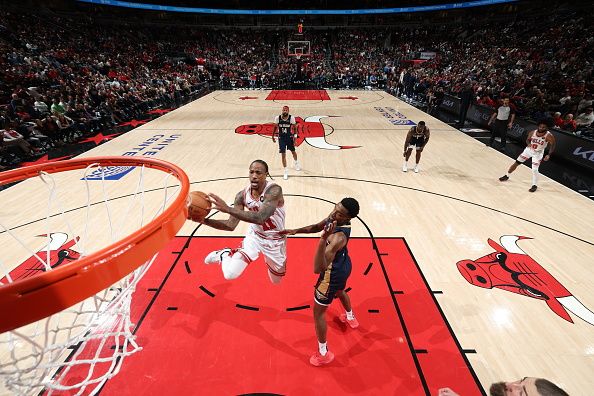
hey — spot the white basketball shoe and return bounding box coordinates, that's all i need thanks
[204,248,231,264]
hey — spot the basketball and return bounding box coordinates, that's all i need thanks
[187,191,211,221]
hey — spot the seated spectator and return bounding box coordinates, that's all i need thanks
[438,377,568,396]
[55,113,77,141]
[575,107,594,129]
[21,121,50,148]
[2,127,35,156]
[558,90,572,108]
[40,114,62,144]
[552,112,564,128]
[561,113,577,131]
[34,97,49,115]
[577,94,592,113]
[477,94,496,108]
[9,93,23,115]
[50,98,66,115]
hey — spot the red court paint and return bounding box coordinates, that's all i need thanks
[58,237,483,395]
[265,90,331,101]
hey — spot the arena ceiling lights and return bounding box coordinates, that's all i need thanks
[77,0,517,14]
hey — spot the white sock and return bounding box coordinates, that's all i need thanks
[318,342,327,356]
[403,160,407,166]
[532,170,539,186]
[346,310,354,320]
[221,252,248,280]
[284,167,288,172]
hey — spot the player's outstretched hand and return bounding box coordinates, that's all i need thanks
[207,193,230,213]
[437,388,460,396]
[321,220,336,240]
[279,229,297,235]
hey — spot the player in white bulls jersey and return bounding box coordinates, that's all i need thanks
[194,159,288,283]
[499,121,556,192]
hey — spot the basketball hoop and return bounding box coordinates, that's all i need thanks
[0,156,190,395]
[287,40,310,61]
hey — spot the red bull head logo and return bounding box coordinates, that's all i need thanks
[235,116,359,150]
[457,235,594,326]
[0,233,80,284]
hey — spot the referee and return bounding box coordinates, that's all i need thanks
[487,97,515,151]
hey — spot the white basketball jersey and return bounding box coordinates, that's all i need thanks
[243,181,285,240]
[529,131,549,152]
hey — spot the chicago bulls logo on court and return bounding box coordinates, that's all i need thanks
[457,235,594,326]
[235,116,359,150]
[0,232,80,284]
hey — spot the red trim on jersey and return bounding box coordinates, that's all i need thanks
[237,249,253,263]
[267,265,286,276]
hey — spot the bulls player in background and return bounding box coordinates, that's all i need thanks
[499,120,556,192]
[194,159,288,284]
[273,105,301,180]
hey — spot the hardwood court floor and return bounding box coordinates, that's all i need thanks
[1,90,593,395]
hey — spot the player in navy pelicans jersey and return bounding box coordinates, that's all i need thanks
[403,120,430,173]
[272,105,301,180]
[282,197,360,366]
[195,160,288,284]
[499,120,556,192]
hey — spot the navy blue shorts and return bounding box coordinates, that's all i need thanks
[278,134,295,153]
[314,261,352,306]
[408,136,426,149]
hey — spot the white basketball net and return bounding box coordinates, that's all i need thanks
[0,163,181,395]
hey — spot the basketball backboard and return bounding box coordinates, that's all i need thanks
[287,40,311,58]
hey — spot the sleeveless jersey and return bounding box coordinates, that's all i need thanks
[243,181,285,240]
[410,125,426,138]
[329,223,352,270]
[278,114,293,135]
[529,131,550,152]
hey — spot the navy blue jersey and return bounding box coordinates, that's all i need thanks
[277,114,293,135]
[330,223,351,270]
[314,222,352,305]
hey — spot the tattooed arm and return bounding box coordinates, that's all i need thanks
[199,190,243,231]
[208,185,282,226]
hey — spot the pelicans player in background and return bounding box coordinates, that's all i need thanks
[403,121,430,173]
[499,120,556,192]
[273,105,301,180]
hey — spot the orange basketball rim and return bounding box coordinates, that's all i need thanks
[0,157,190,333]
